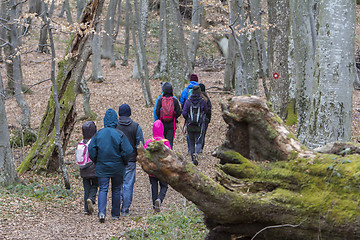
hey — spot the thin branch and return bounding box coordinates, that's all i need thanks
[251,221,305,240]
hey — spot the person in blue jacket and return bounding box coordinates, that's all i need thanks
[153,82,178,122]
[180,74,199,108]
[88,108,133,223]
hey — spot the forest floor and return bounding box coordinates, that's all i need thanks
[2,5,360,240]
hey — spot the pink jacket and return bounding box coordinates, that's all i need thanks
[144,120,172,150]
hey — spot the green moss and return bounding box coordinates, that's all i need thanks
[221,150,251,164]
[289,150,298,160]
[221,162,259,179]
[285,99,297,126]
[271,115,283,124]
[266,101,273,111]
[10,129,37,146]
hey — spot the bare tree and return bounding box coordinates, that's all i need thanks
[0,72,19,187]
[102,0,118,67]
[188,0,203,70]
[302,0,355,148]
[121,0,130,66]
[58,0,73,24]
[267,0,290,119]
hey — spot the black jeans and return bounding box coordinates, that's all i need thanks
[149,176,168,208]
[82,177,98,212]
[163,121,175,149]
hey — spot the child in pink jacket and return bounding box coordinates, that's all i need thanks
[144,120,171,212]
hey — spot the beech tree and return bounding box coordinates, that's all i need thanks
[0,73,18,187]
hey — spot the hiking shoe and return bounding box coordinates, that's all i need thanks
[87,199,94,215]
[154,199,161,212]
[112,216,120,220]
[99,213,105,223]
[120,211,128,217]
[192,154,199,166]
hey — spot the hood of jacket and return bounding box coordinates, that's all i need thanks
[163,82,173,97]
[104,108,118,128]
[82,121,97,142]
[118,116,133,126]
[152,120,164,138]
[187,81,199,89]
[189,93,203,104]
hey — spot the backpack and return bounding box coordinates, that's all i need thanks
[188,88,193,99]
[160,96,175,122]
[187,99,204,132]
[75,141,92,167]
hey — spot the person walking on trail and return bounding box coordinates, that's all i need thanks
[199,83,212,153]
[116,104,144,217]
[180,73,199,108]
[155,82,181,149]
[154,82,179,121]
[144,120,171,212]
[182,85,208,165]
[75,121,98,215]
[88,108,133,223]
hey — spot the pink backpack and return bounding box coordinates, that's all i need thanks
[160,96,175,122]
[75,141,92,166]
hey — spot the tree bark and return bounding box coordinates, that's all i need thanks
[17,0,105,174]
[88,21,105,83]
[0,73,19,187]
[121,0,130,66]
[303,0,355,149]
[188,0,202,71]
[267,0,290,119]
[137,95,359,240]
[166,0,185,97]
[102,0,117,67]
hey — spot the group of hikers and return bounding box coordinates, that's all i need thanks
[74,74,212,222]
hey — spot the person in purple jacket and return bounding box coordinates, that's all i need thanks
[182,85,208,165]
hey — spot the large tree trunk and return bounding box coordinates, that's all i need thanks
[137,95,359,240]
[302,0,355,149]
[17,0,105,174]
[166,0,185,97]
[121,0,130,66]
[0,73,19,187]
[267,0,290,119]
[188,0,202,71]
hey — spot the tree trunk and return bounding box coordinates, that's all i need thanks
[58,0,73,24]
[88,21,105,83]
[9,0,30,129]
[17,0,105,174]
[0,73,19,187]
[151,0,167,79]
[130,0,153,107]
[267,0,290,119]
[289,0,315,138]
[79,75,97,120]
[121,0,130,66]
[76,0,87,21]
[188,0,202,71]
[302,0,355,149]
[102,0,117,67]
[166,0,185,97]
[137,95,359,240]
[132,0,149,78]
[37,1,50,53]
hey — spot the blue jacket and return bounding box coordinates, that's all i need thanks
[88,109,133,177]
[180,81,199,108]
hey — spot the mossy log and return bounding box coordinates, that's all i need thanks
[17,0,104,174]
[137,96,360,240]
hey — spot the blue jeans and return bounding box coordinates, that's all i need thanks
[120,162,136,214]
[98,176,123,218]
[82,177,98,212]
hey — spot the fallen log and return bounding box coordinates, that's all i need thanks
[137,95,360,240]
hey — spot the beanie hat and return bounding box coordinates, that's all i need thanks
[199,83,206,92]
[118,104,131,117]
[192,85,201,95]
[82,121,97,142]
[190,74,198,82]
[163,82,173,96]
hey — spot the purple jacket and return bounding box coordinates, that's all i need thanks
[182,93,208,127]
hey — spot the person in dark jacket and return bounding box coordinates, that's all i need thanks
[117,104,144,217]
[77,121,97,215]
[180,74,199,108]
[155,82,181,149]
[199,83,212,153]
[182,85,208,165]
[88,108,133,223]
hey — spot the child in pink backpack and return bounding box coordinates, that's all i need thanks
[75,121,98,215]
[144,120,171,212]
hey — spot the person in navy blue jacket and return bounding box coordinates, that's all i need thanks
[88,108,133,223]
[182,85,208,165]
